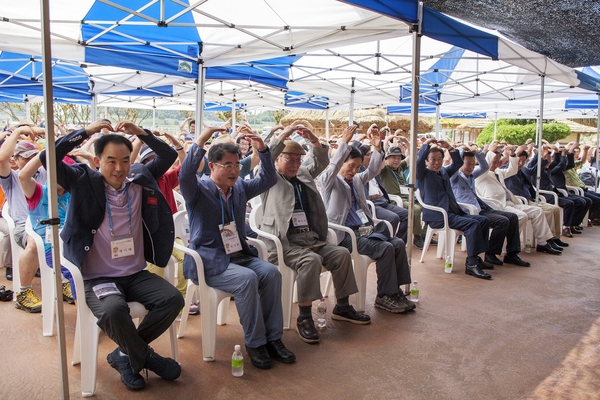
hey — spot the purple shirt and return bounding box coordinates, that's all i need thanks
[81,180,145,279]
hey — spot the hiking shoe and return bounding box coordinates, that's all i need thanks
[145,347,181,380]
[62,282,75,304]
[188,304,200,315]
[15,287,42,313]
[107,348,145,390]
[374,294,408,314]
[331,304,371,324]
[394,292,416,311]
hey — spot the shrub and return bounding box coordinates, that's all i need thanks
[476,119,571,145]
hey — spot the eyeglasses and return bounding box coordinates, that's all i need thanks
[279,155,302,164]
[213,162,242,170]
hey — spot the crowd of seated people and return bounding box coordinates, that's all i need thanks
[1,115,596,392]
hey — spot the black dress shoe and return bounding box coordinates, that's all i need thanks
[245,344,272,369]
[570,226,582,234]
[503,254,531,267]
[430,238,438,246]
[562,227,573,238]
[34,268,41,278]
[266,339,296,364]
[547,239,563,252]
[296,318,320,343]
[484,254,503,266]
[553,238,569,247]
[477,256,495,270]
[332,304,371,324]
[465,264,492,280]
[5,267,12,281]
[536,243,561,255]
[413,235,424,249]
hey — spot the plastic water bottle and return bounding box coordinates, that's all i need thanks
[232,345,244,377]
[316,298,327,328]
[410,281,419,302]
[524,238,532,253]
[444,255,453,273]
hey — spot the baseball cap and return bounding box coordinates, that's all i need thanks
[13,141,40,159]
[385,146,404,159]
[139,145,156,164]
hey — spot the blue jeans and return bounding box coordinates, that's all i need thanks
[205,257,283,348]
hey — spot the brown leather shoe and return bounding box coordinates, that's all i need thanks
[296,318,320,343]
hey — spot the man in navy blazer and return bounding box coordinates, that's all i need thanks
[416,138,492,280]
[180,125,295,370]
[41,120,184,390]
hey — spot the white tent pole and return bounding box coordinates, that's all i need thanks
[195,64,205,139]
[231,90,236,135]
[325,106,330,139]
[349,77,355,126]
[435,104,441,139]
[25,96,31,123]
[152,104,156,130]
[407,2,423,276]
[91,94,97,122]
[104,106,108,121]
[40,0,69,398]
[535,75,545,206]
[493,111,498,140]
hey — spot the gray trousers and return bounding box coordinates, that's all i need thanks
[340,234,411,296]
[283,232,358,303]
[206,256,283,348]
[84,270,184,374]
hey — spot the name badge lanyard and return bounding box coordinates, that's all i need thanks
[219,194,236,229]
[105,186,132,237]
[350,183,363,211]
[391,169,402,191]
[294,183,304,211]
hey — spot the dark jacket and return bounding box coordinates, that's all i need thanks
[40,129,177,269]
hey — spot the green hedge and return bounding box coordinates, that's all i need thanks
[476,119,571,145]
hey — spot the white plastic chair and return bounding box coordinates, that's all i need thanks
[567,185,590,226]
[24,218,56,337]
[327,222,376,313]
[172,189,186,211]
[538,188,564,229]
[248,203,334,330]
[388,194,405,208]
[415,189,464,271]
[2,202,23,297]
[174,210,269,361]
[61,243,179,397]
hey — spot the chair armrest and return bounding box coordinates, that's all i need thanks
[539,189,558,204]
[415,189,450,228]
[457,202,479,215]
[248,208,285,264]
[388,194,404,208]
[373,218,394,236]
[328,222,359,257]
[566,185,583,196]
[513,195,527,204]
[173,242,208,288]
[556,188,568,197]
[247,237,268,261]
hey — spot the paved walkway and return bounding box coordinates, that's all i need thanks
[1,227,599,399]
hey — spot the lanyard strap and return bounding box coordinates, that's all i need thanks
[294,182,304,211]
[349,182,362,211]
[219,193,235,228]
[105,185,132,237]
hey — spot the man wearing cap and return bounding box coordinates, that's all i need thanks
[0,126,46,312]
[358,142,409,244]
[379,146,427,248]
[257,125,370,344]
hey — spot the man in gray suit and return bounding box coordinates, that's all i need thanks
[258,124,370,344]
[317,125,414,314]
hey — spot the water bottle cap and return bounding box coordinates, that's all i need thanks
[234,344,241,351]
[414,281,418,284]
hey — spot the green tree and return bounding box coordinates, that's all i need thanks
[476,119,571,145]
[215,111,243,123]
[107,107,152,125]
[273,109,287,124]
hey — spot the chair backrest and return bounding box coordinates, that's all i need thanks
[172,189,186,211]
[248,204,263,232]
[173,210,191,245]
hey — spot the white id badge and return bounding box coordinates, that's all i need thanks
[111,236,135,259]
[400,186,410,195]
[220,222,242,254]
[92,282,121,299]
[356,209,369,224]
[291,211,308,227]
